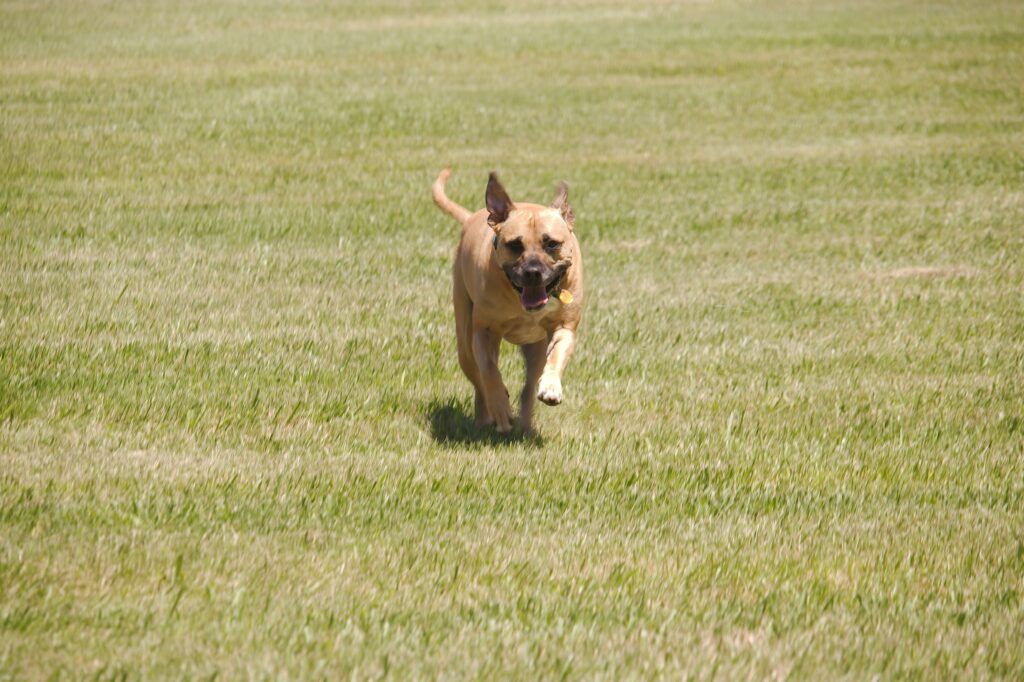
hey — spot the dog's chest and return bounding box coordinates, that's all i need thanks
[493,309,557,345]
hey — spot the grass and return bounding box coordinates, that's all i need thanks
[2,0,1023,677]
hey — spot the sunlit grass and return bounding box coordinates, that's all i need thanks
[2,0,1023,677]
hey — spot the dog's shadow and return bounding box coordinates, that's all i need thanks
[427,398,543,447]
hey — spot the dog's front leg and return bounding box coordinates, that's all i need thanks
[519,340,547,434]
[472,327,514,432]
[537,327,576,406]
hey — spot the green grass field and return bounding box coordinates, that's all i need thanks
[2,0,1023,677]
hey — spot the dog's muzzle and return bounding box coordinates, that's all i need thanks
[504,261,570,311]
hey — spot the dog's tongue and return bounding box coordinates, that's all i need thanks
[520,285,548,310]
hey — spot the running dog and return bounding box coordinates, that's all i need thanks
[432,169,584,434]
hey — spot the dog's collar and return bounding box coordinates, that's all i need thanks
[492,233,498,250]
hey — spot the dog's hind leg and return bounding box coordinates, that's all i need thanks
[519,340,547,434]
[453,274,489,425]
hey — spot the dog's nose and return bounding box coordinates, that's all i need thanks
[521,262,544,285]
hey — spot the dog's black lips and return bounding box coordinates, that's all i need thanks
[504,266,566,296]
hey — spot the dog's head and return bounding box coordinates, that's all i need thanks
[486,173,575,312]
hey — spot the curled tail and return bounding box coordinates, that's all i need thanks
[432,168,471,224]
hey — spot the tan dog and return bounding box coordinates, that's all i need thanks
[432,168,584,434]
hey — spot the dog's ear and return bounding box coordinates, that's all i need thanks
[486,172,514,229]
[552,182,574,230]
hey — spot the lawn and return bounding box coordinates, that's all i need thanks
[2,0,1023,677]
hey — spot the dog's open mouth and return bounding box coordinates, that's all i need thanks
[507,270,565,311]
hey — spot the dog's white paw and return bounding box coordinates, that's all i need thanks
[537,375,563,406]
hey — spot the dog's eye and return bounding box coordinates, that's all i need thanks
[505,238,524,255]
[544,238,562,252]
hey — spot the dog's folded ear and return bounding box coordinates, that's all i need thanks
[552,182,575,230]
[486,172,514,229]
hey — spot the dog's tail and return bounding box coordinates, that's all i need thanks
[432,168,471,225]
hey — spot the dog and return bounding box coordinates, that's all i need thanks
[432,168,584,434]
